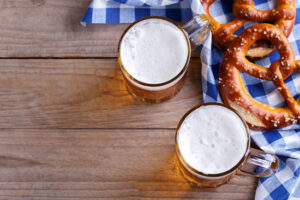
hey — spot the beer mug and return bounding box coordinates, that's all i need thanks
[175,103,279,187]
[118,15,210,103]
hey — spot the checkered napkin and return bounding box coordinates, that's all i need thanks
[81,0,300,199]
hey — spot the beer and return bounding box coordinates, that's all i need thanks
[175,103,279,187]
[118,16,211,103]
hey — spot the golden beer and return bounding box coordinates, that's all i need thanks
[118,15,210,103]
[175,103,279,187]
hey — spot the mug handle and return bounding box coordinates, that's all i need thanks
[182,14,211,49]
[239,148,279,177]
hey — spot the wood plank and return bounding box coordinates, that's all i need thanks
[0,0,126,58]
[0,59,202,129]
[0,0,199,58]
[0,128,257,199]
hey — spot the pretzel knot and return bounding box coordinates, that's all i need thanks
[201,0,296,58]
[219,24,300,130]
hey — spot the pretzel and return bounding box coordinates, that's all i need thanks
[219,24,299,130]
[201,0,246,52]
[201,0,296,58]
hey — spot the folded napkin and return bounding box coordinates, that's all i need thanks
[81,0,300,199]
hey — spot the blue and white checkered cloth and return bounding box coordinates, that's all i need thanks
[81,0,300,199]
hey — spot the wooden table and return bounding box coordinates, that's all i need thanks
[0,0,257,199]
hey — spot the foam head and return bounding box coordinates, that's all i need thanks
[120,18,189,84]
[177,104,248,175]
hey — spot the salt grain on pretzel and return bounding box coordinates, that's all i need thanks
[219,24,300,130]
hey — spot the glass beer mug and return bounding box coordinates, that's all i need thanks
[175,103,279,187]
[118,15,211,103]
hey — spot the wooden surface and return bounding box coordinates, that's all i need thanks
[0,0,257,199]
[0,129,257,199]
[0,59,202,129]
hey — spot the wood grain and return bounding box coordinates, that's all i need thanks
[0,128,257,199]
[0,0,125,58]
[0,59,202,129]
[0,0,199,58]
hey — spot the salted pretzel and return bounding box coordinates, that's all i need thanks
[219,23,300,130]
[201,0,296,58]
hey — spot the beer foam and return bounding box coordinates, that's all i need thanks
[120,18,189,84]
[177,105,248,175]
